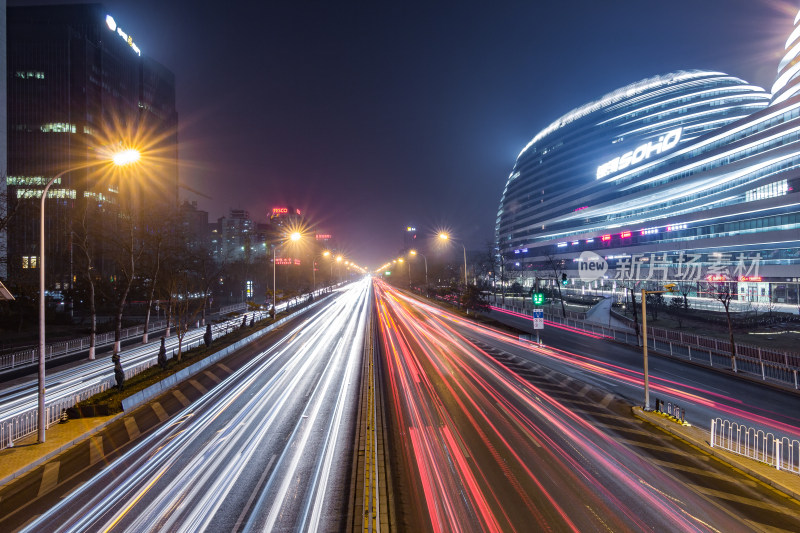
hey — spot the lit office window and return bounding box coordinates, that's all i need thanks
[745,179,788,202]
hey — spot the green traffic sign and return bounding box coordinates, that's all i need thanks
[532,292,544,305]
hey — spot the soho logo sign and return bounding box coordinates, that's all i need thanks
[596,127,682,179]
[578,251,608,282]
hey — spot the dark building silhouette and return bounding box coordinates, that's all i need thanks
[6,4,178,291]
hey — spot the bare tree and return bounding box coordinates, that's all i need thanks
[105,210,145,389]
[139,219,167,344]
[707,280,737,370]
[72,200,101,359]
[545,253,568,318]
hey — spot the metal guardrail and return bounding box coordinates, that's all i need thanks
[0,302,251,372]
[494,304,800,390]
[0,320,168,372]
[1,379,114,449]
[711,417,800,475]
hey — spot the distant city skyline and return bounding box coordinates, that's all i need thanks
[8,0,795,267]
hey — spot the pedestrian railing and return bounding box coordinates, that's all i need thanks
[0,319,169,372]
[711,418,800,476]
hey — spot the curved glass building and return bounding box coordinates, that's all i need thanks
[497,11,800,303]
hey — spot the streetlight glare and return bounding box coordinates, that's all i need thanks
[112,148,140,166]
[289,231,302,241]
[336,255,343,262]
[410,250,417,255]
[323,250,331,257]
[439,232,449,241]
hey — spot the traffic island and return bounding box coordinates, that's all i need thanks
[632,406,800,502]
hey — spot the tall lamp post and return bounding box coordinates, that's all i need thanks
[312,250,331,292]
[438,232,467,286]
[640,283,677,411]
[272,231,302,313]
[38,148,140,443]
[409,249,427,287]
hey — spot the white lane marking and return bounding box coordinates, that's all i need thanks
[203,370,221,384]
[38,461,61,497]
[173,390,191,407]
[152,402,169,422]
[231,454,277,533]
[189,379,208,394]
[89,436,103,465]
[599,394,615,408]
[124,417,140,441]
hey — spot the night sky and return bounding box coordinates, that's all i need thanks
[9,1,798,267]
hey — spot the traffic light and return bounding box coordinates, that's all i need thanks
[561,273,568,286]
[532,292,544,306]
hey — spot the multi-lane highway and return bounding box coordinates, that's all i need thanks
[374,280,800,531]
[4,277,800,532]
[12,281,370,532]
[489,304,800,440]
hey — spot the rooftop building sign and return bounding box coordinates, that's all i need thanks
[105,15,141,56]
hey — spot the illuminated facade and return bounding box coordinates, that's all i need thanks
[497,12,800,304]
[6,4,178,287]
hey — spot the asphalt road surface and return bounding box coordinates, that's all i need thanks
[375,280,800,532]
[12,280,370,533]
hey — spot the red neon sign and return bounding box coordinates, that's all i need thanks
[706,274,727,282]
[272,207,289,214]
[601,234,611,241]
[315,234,332,240]
[620,231,631,239]
[739,276,762,282]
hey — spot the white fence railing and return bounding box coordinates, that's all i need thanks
[711,418,800,475]
[0,302,251,373]
[0,319,169,372]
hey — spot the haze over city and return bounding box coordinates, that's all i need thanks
[10,0,795,265]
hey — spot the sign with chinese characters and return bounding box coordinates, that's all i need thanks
[105,15,141,56]
[275,258,301,266]
[315,234,332,240]
[612,252,761,282]
[533,310,544,330]
[597,128,682,180]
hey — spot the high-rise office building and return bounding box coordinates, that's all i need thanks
[0,0,8,280]
[6,4,178,289]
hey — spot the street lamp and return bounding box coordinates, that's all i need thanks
[272,232,303,314]
[641,283,677,411]
[38,148,140,443]
[409,249,428,287]
[312,250,331,292]
[439,232,467,286]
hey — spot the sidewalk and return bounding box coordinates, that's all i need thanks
[584,297,633,330]
[0,413,120,487]
[633,406,800,501]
